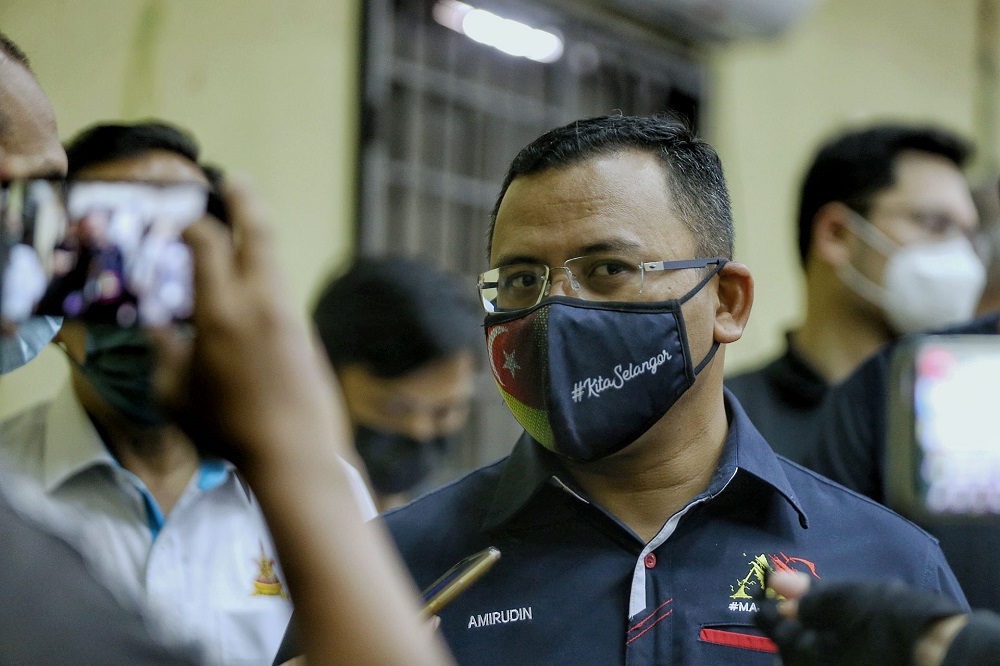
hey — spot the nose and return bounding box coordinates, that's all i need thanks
[546,267,581,298]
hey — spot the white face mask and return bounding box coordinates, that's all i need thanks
[837,214,986,335]
[0,316,62,375]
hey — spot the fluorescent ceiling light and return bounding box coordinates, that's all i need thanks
[432,1,564,64]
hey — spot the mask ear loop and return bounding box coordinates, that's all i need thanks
[677,259,729,373]
[678,259,729,305]
[837,211,897,311]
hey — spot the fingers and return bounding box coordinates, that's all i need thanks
[222,176,276,277]
[767,570,812,601]
[183,217,234,319]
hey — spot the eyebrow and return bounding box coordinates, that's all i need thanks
[492,238,645,268]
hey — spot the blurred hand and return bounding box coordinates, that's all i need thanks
[754,571,966,666]
[151,178,349,468]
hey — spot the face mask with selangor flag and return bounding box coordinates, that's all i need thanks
[484,262,724,462]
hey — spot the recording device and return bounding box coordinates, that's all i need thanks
[887,334,1000,521]
[420,546,501,618]
[0,179,222,328]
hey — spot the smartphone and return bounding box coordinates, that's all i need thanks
[886,335,1000,521]
[0,178,216,328]
[420,546,501,618]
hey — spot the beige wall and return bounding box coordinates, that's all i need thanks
[709,0,986,371]
[0,0,362,417]
[0,0,992,416]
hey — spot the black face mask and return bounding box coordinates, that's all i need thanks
[73,324,167,428]
[354,424,451,496]
[484,261,726,462]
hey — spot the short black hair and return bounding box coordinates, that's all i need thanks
[797,123,973,265]
[65,120,220,183]
[312,256,482,378]
[488,114,734,260]
[0,32,31,70]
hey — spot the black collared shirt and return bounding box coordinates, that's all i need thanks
[383,391,966,665]
[725,334,828,463]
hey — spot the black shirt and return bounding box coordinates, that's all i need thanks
[725,333,828,463]
[804,310,1000,612]
[943,611,1000,665]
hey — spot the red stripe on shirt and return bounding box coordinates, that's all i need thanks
[698,628,777,653]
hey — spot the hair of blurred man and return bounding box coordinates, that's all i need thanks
[797,123,973,266]
[312,255,482,379]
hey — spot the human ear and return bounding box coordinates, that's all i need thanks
[810,202,854,267]
[713,261,753,344]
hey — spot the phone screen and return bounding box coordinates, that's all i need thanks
[888,335,1000,518]
[1,179,210,328]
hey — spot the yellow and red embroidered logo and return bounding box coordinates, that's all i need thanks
[251,542,288,598]
[729,552,820,600]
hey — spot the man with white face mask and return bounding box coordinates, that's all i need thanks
[727,123,983,462]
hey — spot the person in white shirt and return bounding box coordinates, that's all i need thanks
[0,120,375,666]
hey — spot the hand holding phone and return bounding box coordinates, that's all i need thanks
[887,334,1000,520]
[420,546,501,619]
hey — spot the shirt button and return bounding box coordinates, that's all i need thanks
[644,553,657,569]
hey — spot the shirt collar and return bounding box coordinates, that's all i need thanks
[41,383,238,496]
[765,332,828,406]
[42,384,118,492]
[482,388,808,532]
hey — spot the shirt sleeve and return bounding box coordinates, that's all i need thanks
[338,454,378,520]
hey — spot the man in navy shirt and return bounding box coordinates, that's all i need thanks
[383,115,967,665]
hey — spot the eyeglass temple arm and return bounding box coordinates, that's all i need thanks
[641,258,725,271]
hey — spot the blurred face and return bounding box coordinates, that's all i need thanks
[0,54,66,180]
[338,351,476,442]
[850,151,979,284]
[56,150,210,429]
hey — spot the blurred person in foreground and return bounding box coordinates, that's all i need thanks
[351,115,967,665]
[312,256,481,512]
[755,570,1000,665]
[727,124,983,462]
[0,120,375,665]
[0,30,451,665]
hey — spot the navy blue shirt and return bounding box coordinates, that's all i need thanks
[384,391,967,665]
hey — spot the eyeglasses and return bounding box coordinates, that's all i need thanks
[477,255,726,313]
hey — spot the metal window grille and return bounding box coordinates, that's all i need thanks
[358,0,705,478]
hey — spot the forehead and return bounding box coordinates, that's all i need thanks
[344,353,476,407]
[0,55,67,179]
[881,151,973,207]
[490,149,695,266]
[72,149,209,185]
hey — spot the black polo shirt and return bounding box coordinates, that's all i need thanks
[384,390,967,665]
[725,333,828,463]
